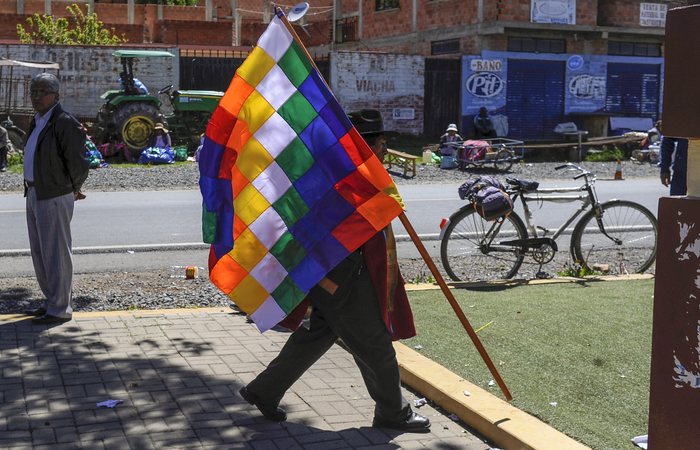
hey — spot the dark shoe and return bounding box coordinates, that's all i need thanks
[31,314,71,325]
[24,308,47,316]
[372,412,431,433]
[239,386,286,422]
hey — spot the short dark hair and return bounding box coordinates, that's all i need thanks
[364,133,384,147]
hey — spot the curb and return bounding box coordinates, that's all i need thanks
[394,342,591,450]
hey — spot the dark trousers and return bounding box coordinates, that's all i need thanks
[246,266,411,422]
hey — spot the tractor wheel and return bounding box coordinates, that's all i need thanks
[112,102,165,159]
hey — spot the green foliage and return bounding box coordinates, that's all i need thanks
[557,259,601,277]
[584,145,624,162]
[17,4,127,45]
[8,153,23,167]
[405,272,436,285]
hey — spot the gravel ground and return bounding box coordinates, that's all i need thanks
[0,159,659,315]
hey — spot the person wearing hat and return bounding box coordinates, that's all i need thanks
[147,123,171,149]
[438,123,463,156]
[239,109,431,434]
[474,107,497,139]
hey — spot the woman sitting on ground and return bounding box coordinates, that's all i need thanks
[148,123,171,149]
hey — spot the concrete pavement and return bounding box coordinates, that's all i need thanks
[0,308,494,449]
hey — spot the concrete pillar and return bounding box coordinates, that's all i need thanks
[478,0,484,23]
[234,9,241,46]
[206,0,213,22]
[412,0,417,33]
[358,0,362,40]
[44,0,50,15]
[157,3,163,20]
[128,0,135,25]
[16,0,24,14]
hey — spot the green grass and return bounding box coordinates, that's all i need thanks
[405,279,654,450]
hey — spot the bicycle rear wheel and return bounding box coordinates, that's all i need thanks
[570,200,658,274]
[440,207,528,281]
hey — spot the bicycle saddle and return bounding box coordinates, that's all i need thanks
[506,178,539,192]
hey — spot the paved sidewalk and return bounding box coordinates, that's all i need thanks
[0,309,492,449]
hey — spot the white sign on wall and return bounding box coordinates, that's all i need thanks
[531,0,576,24]
[640,3,667,27]
[470,59,502,72]
[393,108,414,120]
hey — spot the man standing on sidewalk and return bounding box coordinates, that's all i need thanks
[239,110,431,433]
[22,73,89,325]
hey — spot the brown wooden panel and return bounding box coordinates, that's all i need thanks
[662,5,700,138]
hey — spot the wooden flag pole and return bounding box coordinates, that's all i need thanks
[277,6,512,401]
[399,213,512,401]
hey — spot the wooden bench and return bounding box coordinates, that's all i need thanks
[385,149,420,177]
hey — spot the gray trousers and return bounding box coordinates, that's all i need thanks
[26,188,74,319]
[247,267,411,422]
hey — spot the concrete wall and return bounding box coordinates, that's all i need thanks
[330,51,424,134]
[0,44,179,118]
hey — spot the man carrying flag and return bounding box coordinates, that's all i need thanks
[239,109,431,433]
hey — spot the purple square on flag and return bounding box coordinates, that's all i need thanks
[212,243,233,262]
[298,74,328,113]
[289,254,328,292]
[299,116,338,159]
[307,233,349,272]
[290,213,329,250]
[294,165,334,209]
[311,189,356,231]
[214,212,235,248]
[199,141,226,179]
[315,141,356,185]
[318,103,352,140]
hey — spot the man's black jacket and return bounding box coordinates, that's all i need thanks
[26,103,89,200]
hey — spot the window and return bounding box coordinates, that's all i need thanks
[431,39,460,55]
[608,41,661,57]
[376,0,400,11]
[508,37,566,54]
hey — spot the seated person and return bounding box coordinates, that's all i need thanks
[119,77,149,96]
[148,123,171,149]
[474,107,497,139]
[640,120,662,150]
[438,124,463,156]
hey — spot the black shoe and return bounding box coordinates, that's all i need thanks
[24,308,47,316]
[239,386,286,422]
[372,412,431,433]
[31,314,71,325]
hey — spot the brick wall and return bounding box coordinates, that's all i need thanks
[330,51,424,134]
[361,0,413,40]
[0,44,179,117]
[420,0,477,30]
[577,0,597,25]
[154,19,232,46]
[0,13,24,39]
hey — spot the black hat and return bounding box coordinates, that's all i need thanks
[348,109,397,137]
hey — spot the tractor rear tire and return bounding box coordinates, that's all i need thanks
[112,102,165,160]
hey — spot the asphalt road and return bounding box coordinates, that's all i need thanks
[0,178,667,275]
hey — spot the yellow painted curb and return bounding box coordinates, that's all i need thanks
[394,342,591,450]
[404,273,653,291]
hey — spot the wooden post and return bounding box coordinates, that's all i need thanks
[648,5,700,447]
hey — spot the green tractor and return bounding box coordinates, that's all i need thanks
[95,50,223,159]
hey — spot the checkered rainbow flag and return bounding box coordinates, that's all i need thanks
[198,11,405,332]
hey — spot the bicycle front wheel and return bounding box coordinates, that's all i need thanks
[570,200,658,274]
[441,207,528,281]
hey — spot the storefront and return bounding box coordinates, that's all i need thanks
[462,52,664,140]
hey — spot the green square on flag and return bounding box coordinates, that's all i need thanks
[278,41,314,88]
[273,186,310,228]
[277,137,315,183]
[271,276,307,314]
[278,91,318,134]
[270,231,307,271]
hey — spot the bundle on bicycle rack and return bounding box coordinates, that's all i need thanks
[458,176,514,220]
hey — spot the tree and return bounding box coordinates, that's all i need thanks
[17,4,127,45]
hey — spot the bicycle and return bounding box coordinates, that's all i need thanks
[439,163,658,281]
